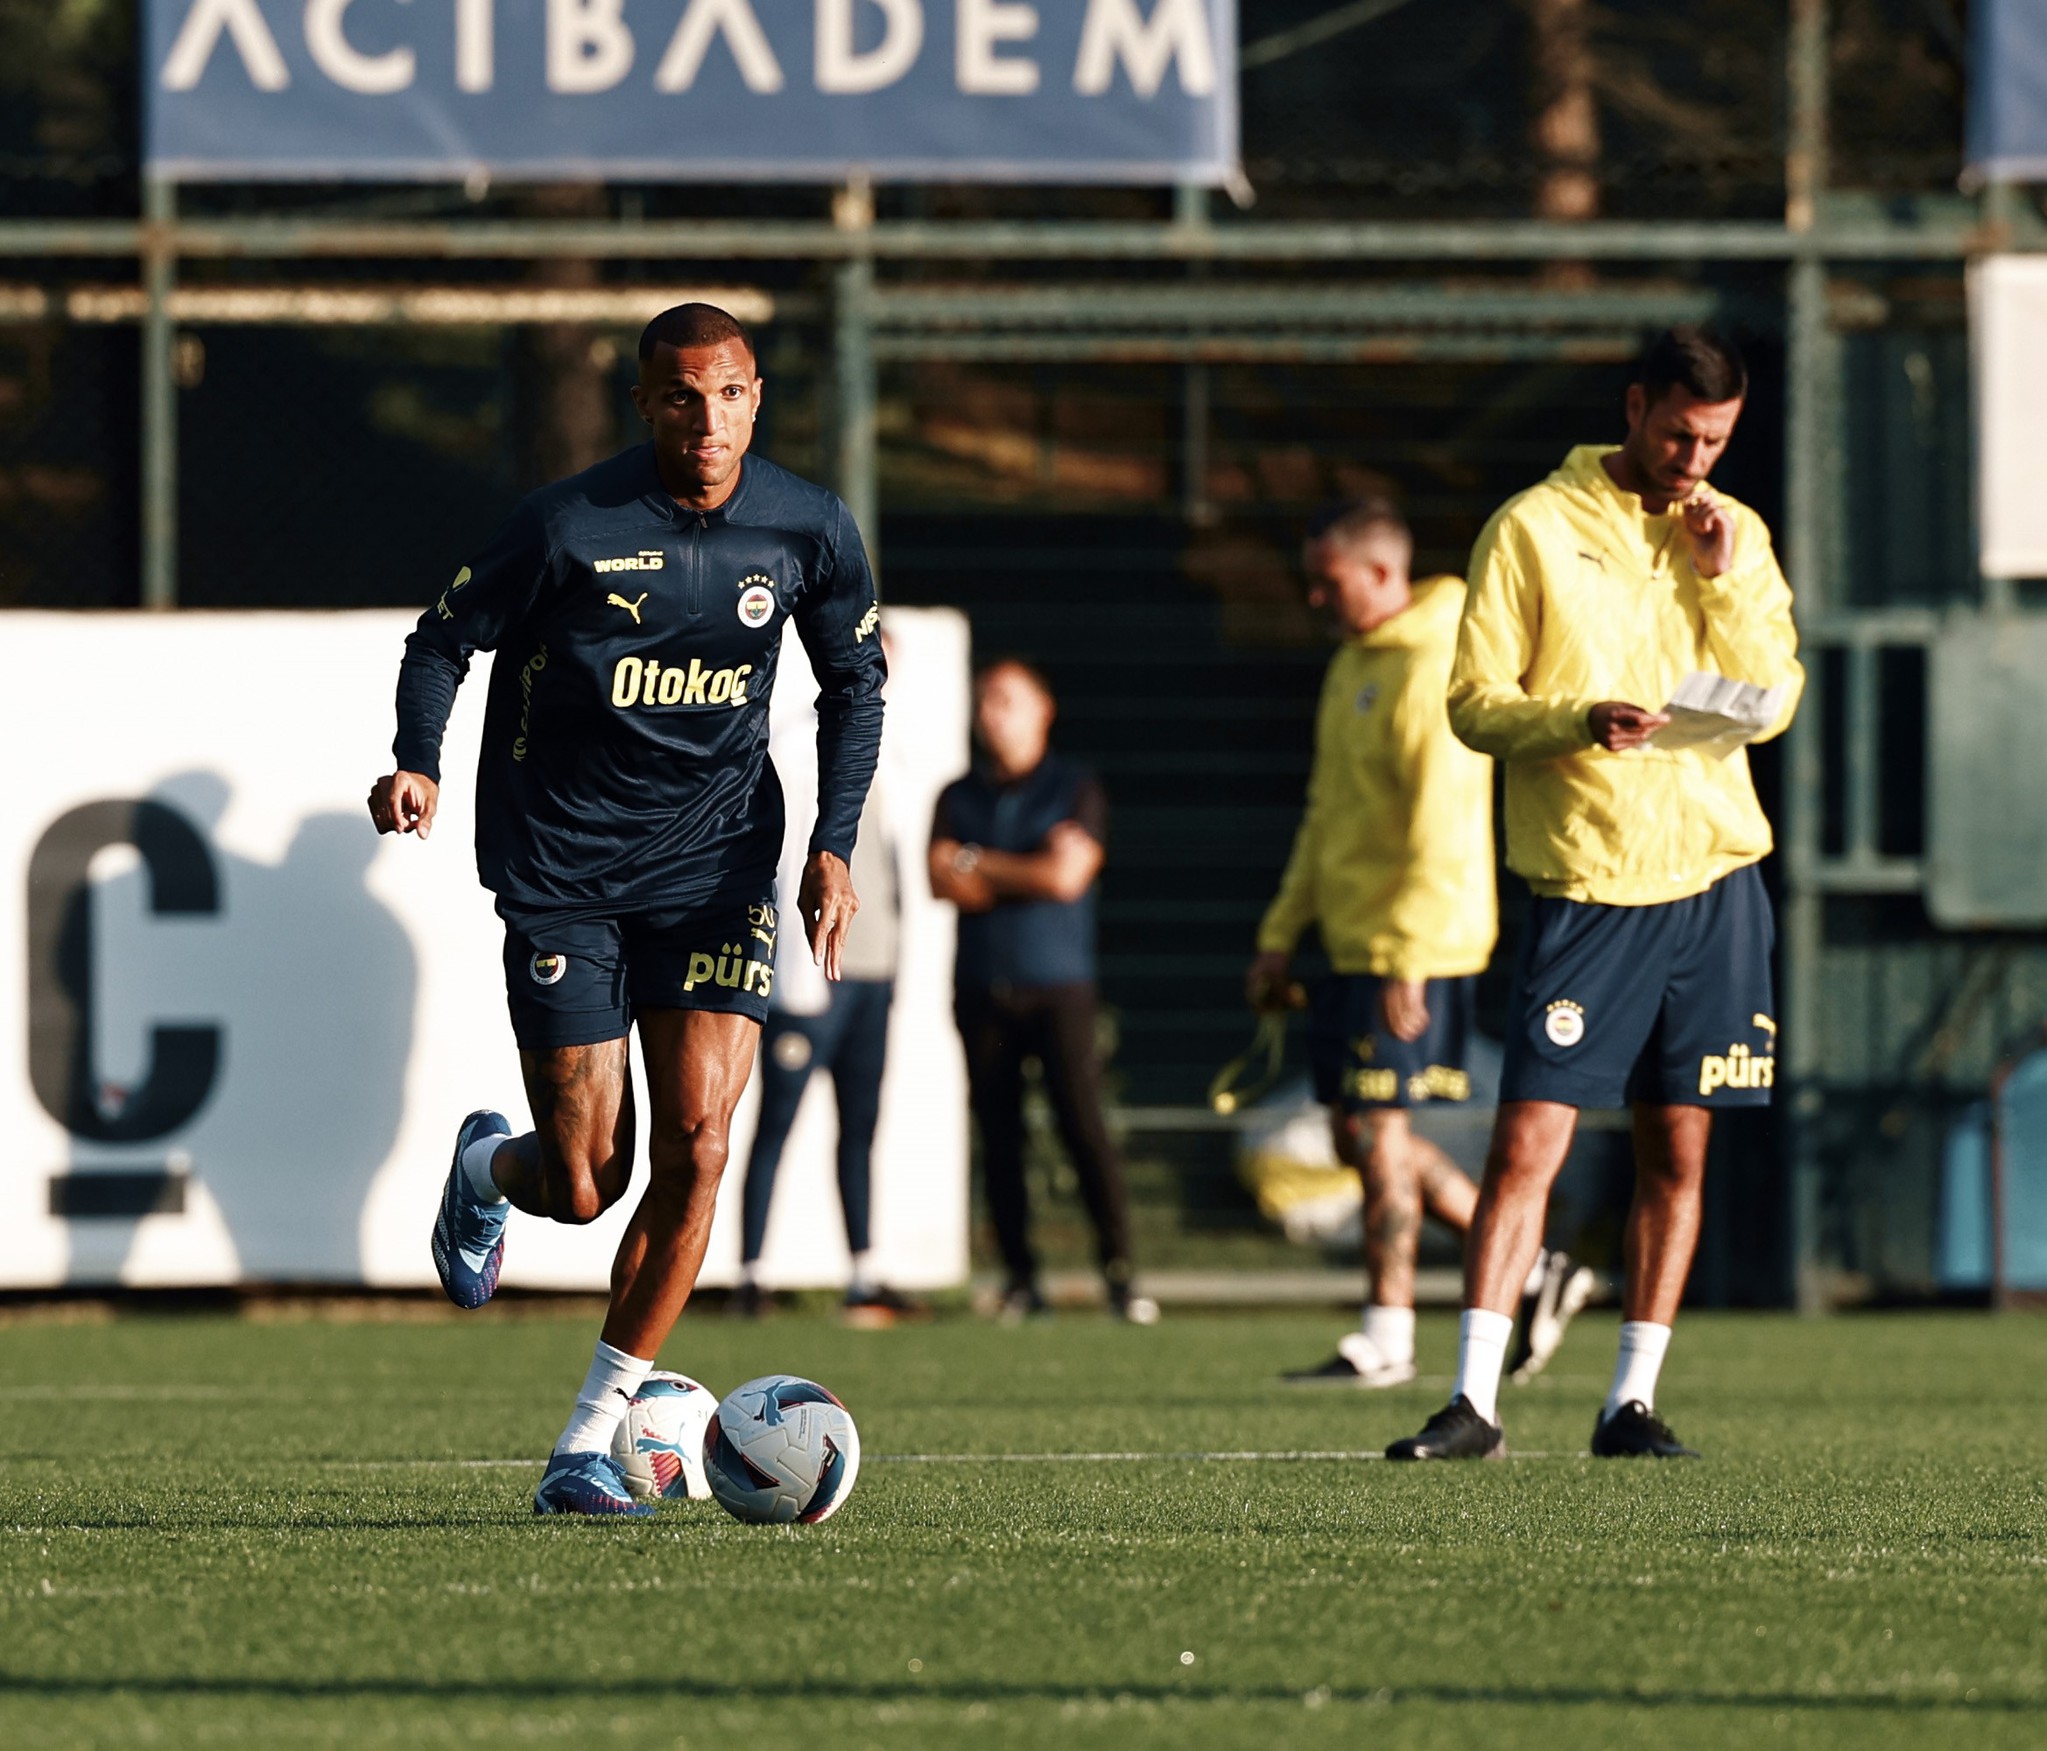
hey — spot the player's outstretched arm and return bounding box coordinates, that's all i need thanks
[367,770,440,839]
[391,502,550,799]
[797,501,888,883]
[798,850,859,982]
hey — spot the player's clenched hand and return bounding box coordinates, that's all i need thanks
[799,850,859,982]
[1681,490,1737,578]
[1245,951,1292,1013]
[1587,702,1670,752]
[1381,979,1430,1043]
[367,771,439,839]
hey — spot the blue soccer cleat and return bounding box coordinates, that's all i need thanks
[533,1450,655,1518]
[430,1108,512,1309]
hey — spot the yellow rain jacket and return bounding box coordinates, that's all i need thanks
[1448,445,1803,907]
[1258,576,1497,981]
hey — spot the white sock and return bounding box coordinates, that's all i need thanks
[553,1339,652,1456]
[739,1257,761,1289]
[1360,1303,1415,1368]
[848,1249,877,1297]
[460,1133,508,1206]
[1521,1248,1550,1298]
[1604,1321,1672,1419]
[1451,1308,1515,1424]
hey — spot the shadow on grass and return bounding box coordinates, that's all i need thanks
[0,1673,2030,1715]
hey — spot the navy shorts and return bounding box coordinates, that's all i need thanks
[499,890,779,1051]
[1307,974,1476,1112]
[1499,864,1777,1109]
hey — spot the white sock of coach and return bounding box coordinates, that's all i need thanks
[554,1340,653,1456]
[1451,1308,1515,1424]
[1604,1321,1673,1419]
[460,1133,509,1206]
[1360,1303,1416,1368]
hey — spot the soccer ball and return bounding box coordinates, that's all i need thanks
[612,1371,717,1502]
[702,1375,861,1525]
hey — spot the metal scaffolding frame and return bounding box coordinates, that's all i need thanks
[0,3,2032,1304]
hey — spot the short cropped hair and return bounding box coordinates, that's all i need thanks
[638,302,754,363]
[976,654,1056,705]
[1634,325,1747,406]
[1305,495,1412,560]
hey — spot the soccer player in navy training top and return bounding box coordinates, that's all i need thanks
[366,303,885,1516]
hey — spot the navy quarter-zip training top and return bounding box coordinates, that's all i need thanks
[392,444,885,912]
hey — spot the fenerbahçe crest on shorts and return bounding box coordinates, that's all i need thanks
[1538,996,1777,1097]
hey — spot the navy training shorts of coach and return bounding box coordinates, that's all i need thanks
[499,891,780,1050]
[1500,862,1777,1109]
[1308,974,1477,1113]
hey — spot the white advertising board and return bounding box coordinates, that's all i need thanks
[1,607,970,1292]
[1973,255,2047,578]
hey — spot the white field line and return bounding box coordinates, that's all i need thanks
[316,1448,1568,1469]
[0,1385,234,1400]
[869,1449,1566,1464]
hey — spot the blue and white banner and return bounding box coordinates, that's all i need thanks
[144,0,1237,183]
[1969,0,2047,181]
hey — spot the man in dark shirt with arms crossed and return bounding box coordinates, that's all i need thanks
[930,660,1155,1326]
[367,303,884,1516]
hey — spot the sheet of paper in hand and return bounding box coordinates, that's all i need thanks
[1649,671,1790,758]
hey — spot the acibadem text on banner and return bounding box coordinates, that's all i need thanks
[147,0,1239,183]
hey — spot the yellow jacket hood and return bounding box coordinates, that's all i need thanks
[1448,445,1804,906]
[1258,576,1498,980]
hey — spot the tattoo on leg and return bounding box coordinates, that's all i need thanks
[519,1040,631,1221]
[1369,1190,1423,1258]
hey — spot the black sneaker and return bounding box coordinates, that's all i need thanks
[726,1280,770,1320]
[1283,1334,1415,1388]
[1590,1400,1699,1459]
[1385,1395,1506,1461]
[996,1281,1049,1325]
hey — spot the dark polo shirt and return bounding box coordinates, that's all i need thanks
[933,753,1107,996]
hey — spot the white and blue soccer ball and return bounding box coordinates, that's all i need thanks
[612,1371,717,1502]
[702,1375,861,1525]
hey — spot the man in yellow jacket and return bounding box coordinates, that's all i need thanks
[1247,498,1498,1387]
[1388,326,1803,1463]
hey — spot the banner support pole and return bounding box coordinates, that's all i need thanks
[1783,0,1831,1312]
[832,177,879,575]
[141,177,178,611]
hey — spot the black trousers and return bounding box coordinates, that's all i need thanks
[955,982,1133,1287]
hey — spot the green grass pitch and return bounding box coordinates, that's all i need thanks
[2,1305,2043,1749]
